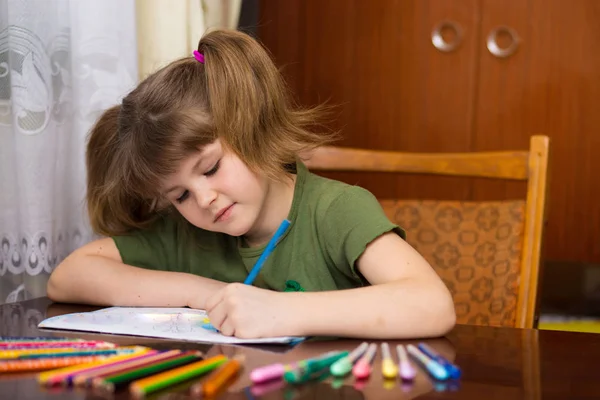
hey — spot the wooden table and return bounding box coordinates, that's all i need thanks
[1,298,599,399]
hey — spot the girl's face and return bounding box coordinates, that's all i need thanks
[161,140,270,238]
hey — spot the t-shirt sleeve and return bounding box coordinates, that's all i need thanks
[318,186,406,281]
[112,216,181,272]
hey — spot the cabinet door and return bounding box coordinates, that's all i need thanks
[259,0,481,201]
[473,0,600,262]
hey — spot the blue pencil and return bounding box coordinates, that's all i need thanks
[203,219,291,332]
[244,219,291,285]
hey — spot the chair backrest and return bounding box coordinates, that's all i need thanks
[304,135,549,329]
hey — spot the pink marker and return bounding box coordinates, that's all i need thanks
[352,343,377,379]
[250,362,297,384]
[250,363,290,384]
[250,378,286,396]
[396,344,416,381]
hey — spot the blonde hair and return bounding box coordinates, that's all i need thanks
[86,29,336,236]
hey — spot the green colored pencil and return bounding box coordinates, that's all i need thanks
[130,355,228,397]
[94,352,202,392]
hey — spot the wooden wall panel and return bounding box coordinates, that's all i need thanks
[259,0,480,201]
[258,0,303,95]
[259,0,600,262]
[469,0,533,241]
[474,0,600,261]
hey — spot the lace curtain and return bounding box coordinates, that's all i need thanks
[0,0,243,304]
[0,0,138,303]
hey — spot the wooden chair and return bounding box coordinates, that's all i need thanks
[304,136,550,329]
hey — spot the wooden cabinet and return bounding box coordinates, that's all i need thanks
[258,0,600,263]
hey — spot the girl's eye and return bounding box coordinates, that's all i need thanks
[175,190,189,204]
[205,160,220,177]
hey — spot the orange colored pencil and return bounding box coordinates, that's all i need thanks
[191,355,244,397]
[0,356,108,372]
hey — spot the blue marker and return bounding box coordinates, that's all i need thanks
[203,219,291,332]
[417,343,461,379]
[406,345,448,381]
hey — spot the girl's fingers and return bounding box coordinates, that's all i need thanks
[218,317,235,337]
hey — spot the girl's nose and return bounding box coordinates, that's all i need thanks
[196,188,217,209]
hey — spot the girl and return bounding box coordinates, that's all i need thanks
[48,29,455,339]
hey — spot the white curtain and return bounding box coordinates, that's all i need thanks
[0,0,138,303]
[0,0,242,304]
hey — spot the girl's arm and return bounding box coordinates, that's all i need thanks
[47,238,225,309]
[205,231,455,339]
[287,232,456,338]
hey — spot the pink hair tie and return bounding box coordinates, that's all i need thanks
[193,50,205,64]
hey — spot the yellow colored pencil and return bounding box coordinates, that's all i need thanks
[37,347,152,384]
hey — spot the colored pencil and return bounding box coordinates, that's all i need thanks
[0,355,109,373]
[129,355,228,397]
[1,345,142,359]
[244,219,290,285]
[94,352,203,392]
[1,336,79,341]
[191,355,244,397]
[0,341,115,349]
[17,349,128,360]
[201,220,290,332]
[71,350,180,387]
[203,219,291,332]
[38,349,154,385]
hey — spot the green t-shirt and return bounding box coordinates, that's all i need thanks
[113,162,405,292]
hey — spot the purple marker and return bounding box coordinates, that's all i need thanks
[396,345,416,381]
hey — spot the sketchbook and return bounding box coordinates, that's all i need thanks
[38,307,304,345]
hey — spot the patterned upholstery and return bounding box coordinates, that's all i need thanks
[380,199,526,327]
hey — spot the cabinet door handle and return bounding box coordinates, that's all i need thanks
[486,26,520,58]
[431,21,463,52]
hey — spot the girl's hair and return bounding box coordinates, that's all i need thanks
[86,29,336,237]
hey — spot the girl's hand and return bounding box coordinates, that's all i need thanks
[205,283,299,338]
[186,279,228,310]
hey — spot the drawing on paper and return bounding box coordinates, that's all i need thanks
[37,307,302,345]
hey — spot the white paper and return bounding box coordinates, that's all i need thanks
[38,307,303,345]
